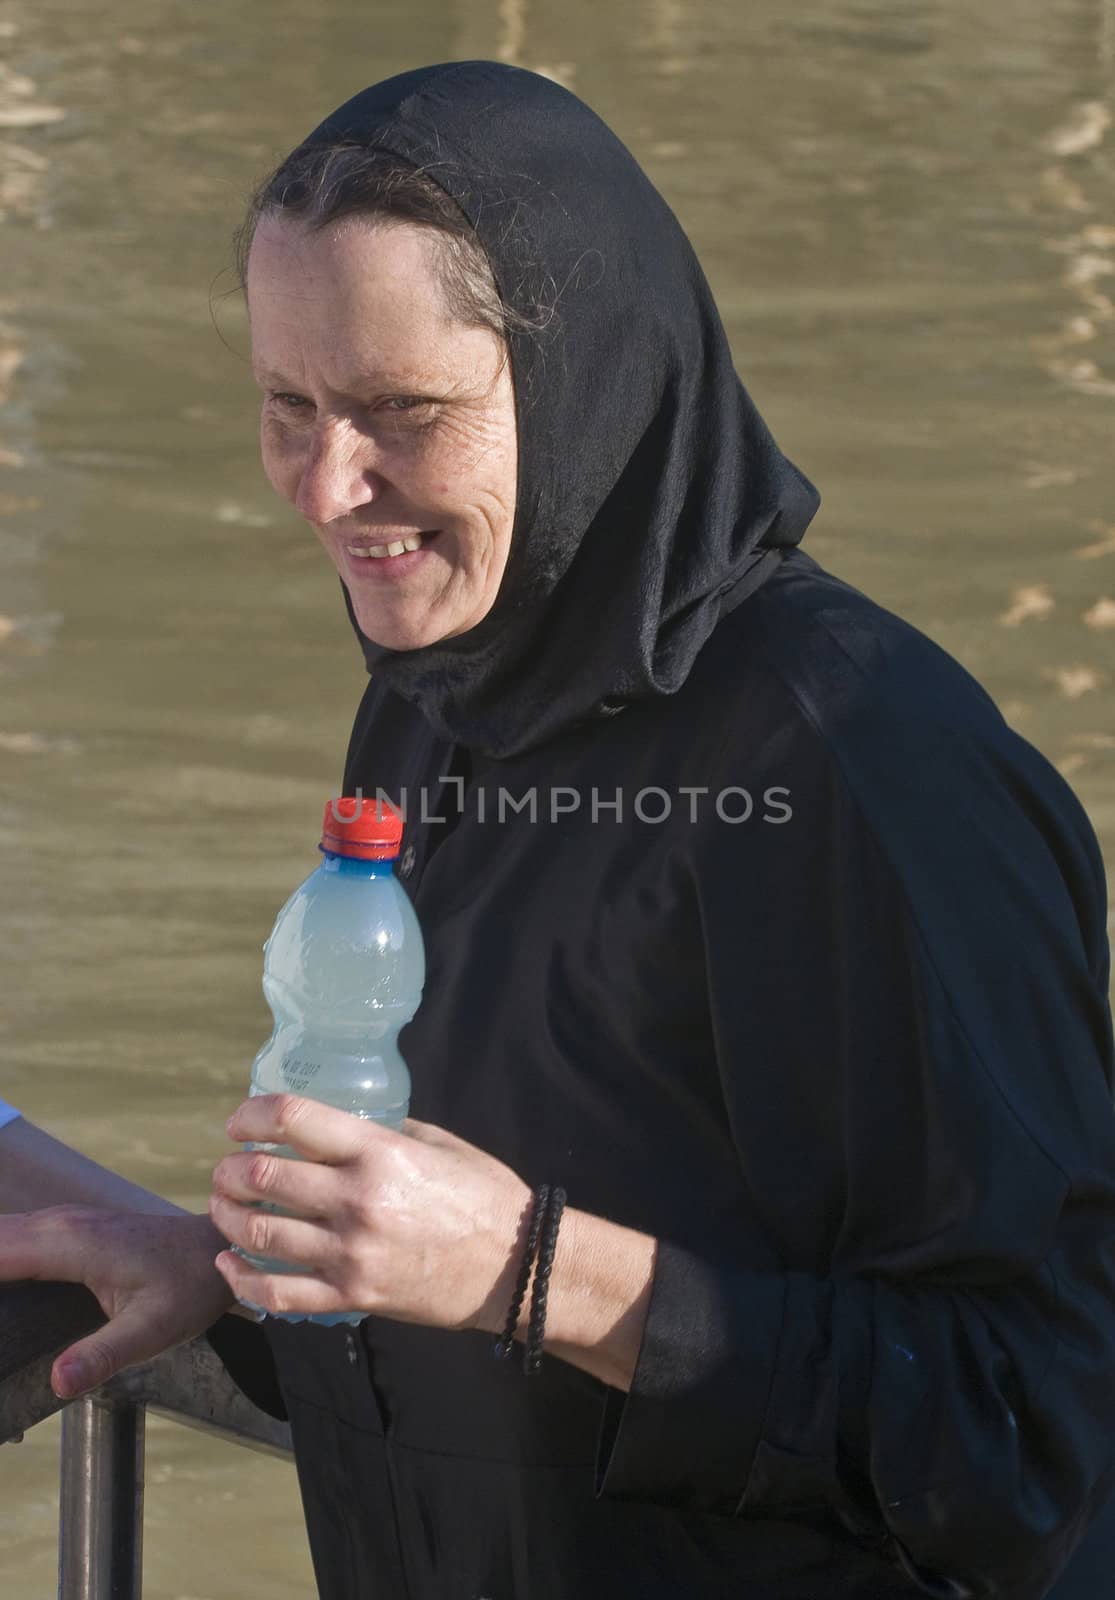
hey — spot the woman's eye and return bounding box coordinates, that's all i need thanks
[380,396,436,420]
[269,392,312,412]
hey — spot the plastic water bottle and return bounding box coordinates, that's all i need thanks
[235,796,425,1326]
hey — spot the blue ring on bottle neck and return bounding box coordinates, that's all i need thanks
[318,848,396,877]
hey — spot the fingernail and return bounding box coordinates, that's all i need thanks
[53,1362,82,1397]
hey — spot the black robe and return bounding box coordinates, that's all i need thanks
[212,61,1115,1600]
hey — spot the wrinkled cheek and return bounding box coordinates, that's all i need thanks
[259,426,299,506]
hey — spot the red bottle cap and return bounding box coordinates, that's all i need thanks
[320,797,404,861]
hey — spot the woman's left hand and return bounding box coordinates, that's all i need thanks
[209,1094,533,1332]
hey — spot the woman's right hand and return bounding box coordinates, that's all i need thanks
[0,1207,235,1398]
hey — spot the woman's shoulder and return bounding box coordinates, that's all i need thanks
[696,550,1104,885]
[717,549,1003,744]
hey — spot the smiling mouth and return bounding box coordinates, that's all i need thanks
[344,531,439,560]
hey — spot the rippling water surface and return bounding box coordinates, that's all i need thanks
[1,0,1113,1594]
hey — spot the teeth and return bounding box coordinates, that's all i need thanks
[346,533,430,560]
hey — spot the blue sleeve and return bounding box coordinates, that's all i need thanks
[0,1100,21,1132]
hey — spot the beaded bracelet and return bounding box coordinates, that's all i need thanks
[493,1184,567,1375]
[525,1185,565,1374]
[493,1185,549,1362]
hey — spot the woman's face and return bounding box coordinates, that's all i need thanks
[247,214,518,650]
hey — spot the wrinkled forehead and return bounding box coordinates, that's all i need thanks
[245,214,451,316]
[244,215,494,395]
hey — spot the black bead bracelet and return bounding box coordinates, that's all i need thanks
[493,1184,567,1375]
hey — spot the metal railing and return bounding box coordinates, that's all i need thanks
[0,1281,291,1599]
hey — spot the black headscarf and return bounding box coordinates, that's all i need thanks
[297,61,818,758]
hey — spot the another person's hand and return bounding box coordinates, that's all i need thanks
[210,1095,532,1332]
[0,1208,235,1398]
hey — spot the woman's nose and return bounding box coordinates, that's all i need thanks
[293,423,380,525]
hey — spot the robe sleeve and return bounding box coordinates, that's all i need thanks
[595,639,1115,1599]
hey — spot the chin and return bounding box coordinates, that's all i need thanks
[352,605,450,652]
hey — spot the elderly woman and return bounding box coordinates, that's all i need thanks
[4,60,1115,1600]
